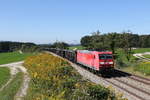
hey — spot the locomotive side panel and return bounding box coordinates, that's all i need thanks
[77,51,98,70]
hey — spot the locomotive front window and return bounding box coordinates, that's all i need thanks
[99,54,113,59]
[106,55,113,59]
[99,55,105,59]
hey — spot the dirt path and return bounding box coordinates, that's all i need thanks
[0,62,30,100]
[133,52,150,62]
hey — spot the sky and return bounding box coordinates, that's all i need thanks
[0,0,150,44]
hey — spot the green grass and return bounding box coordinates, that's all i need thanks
[0,67,10,88]
[132,48,150,53]
[0,72,23,100]
[115,49,136,67]
[143,55,150,59]
[0,51,34,65]
[134,62,150,76]
[116,48,150,77]
[115,48,150,65]
[69,45,85,50]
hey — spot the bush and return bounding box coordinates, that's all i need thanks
[116,59,128,68]
[87,85,110,100]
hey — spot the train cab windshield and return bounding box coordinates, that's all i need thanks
[99,54,113,59]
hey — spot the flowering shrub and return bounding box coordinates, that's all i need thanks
[24,53,126,100]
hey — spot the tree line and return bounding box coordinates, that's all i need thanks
[0,41,37,52]
[81,31,150,61]
[0,41,70,53]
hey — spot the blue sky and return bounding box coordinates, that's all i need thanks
[0,0,150,44]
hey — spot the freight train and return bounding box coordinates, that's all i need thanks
[47,48,114,72]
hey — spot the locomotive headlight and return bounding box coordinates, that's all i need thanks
[109,62,113,64]
[100,62,105,64]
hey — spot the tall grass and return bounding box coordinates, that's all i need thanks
[0,72,23,100]
[0,67,10,88]
[143,55,150,59]
[134,62,150,75]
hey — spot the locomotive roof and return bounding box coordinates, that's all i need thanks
[78,50,112,54]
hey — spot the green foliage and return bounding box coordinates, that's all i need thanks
[0,41,36,52]
[106,33,118,53]
[0,72,23,100]
[0,67,10,88]
[134,62,150,75]
[115,48,136,68]
[121,32,133,61]
[143,55,150,58]
[115,48,150,77]
[87,85,110,100]
[21,45,41,53]
[0,51,34,65]
[81,36,92,47]
[139,35,150,48]
[80,31,150,54]
[80,31,109,50]
[51,42,69,49]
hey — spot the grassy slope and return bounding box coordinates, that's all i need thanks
[0,51,34,65]
[0,67,10,88]
[24,53,125,100]
[0,72,23,100]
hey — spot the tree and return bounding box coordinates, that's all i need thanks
[121,32,133,61]
[80,36,91,47]
[81,31,109,51]
[80,30,150,55]
[90,34,108,51]
[106,32,118,53]
[139,35,150,48]
[130,34,139,47]
[51,42,69,49]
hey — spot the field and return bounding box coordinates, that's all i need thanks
[0,51,35,99]
[132,48,150,53]
[24,53,125,100]
[0,51,34,65]
[69,45,85,50]
[143,55,150,58]
[116,48,150,77]
[0,67,10,88]
[134,62,150,75]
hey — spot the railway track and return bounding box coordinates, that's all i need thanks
[100,69,150,100]
[113,69,150,85]
[104,79,146,100]
[77,65,150,100]
[49,51,150,100]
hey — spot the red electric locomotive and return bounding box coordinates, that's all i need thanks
[76,50,114,71]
